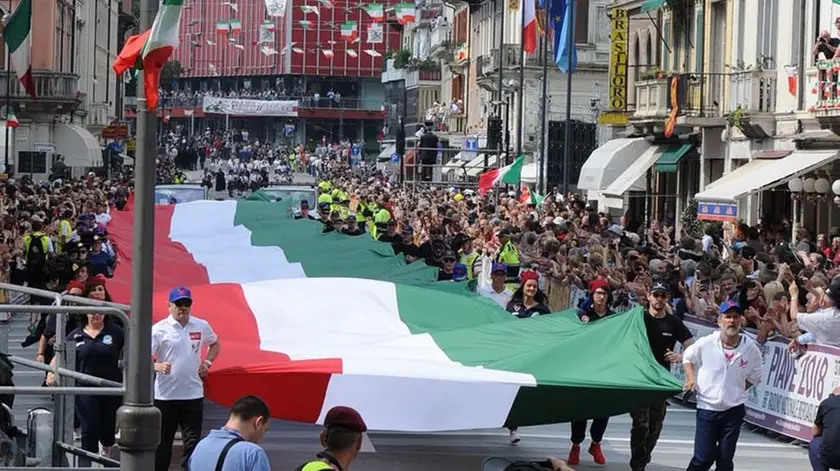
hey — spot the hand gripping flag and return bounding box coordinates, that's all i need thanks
[113,0,184,109]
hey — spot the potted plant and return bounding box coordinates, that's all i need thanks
[393,49,412,69]
[727,104,746,130]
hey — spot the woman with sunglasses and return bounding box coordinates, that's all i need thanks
[46,276,125,463]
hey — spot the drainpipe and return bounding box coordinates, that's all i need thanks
[796,0,807,112]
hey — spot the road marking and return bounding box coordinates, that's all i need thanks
[419,432,798,448]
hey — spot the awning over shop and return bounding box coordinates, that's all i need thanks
[377,144,396,161]
[702,159,774,193]
[577,138,652,192]
[655,144,694,173]
[601,144,665,208]
[641,0,664,12]
[694,150,839,205]
[56,123,101,168]
[466,154,496,177]
[442,151,468,175]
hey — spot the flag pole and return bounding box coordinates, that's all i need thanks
[561,0,574,197]
[115,0,162,467]
[4,0,11,175]
[537,0,550,194]
[515,0,525,158]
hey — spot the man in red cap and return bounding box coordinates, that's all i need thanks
[295,406,368,471]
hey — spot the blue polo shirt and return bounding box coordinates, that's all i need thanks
[188,427,270,471]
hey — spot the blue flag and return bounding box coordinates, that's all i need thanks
[553,0,577,73]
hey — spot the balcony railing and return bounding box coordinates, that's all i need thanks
[0,71,81,102]
[812,61,840,112]
[633,73,732,120]
[729,70,776,113]
[429,24,450,54]
[445,114,466,134]
[159,95,382,111]
[405,68,442,88]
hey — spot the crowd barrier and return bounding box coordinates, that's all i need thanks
[672,315,835,442]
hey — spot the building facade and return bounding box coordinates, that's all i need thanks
[164,0,395,147]
[0,0,122,178]
[381,0,612,188]
[578,0,840,238]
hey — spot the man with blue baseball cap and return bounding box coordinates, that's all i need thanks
[152,286,221,471]
[477,262,514,308]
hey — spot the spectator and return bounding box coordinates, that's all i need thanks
[294,406,367,471]
[188,395,272,471]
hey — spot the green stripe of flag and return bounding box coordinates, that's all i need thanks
[4,0,32,51]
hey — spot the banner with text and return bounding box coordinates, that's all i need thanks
[202,97,299,117]
[673,316,840,442]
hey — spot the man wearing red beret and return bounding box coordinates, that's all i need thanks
[295,406,368,471]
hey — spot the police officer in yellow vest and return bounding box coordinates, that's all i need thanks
[496,227,521,290]
[294,406,367,471]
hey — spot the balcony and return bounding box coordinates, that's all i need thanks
[429,24,450,59]
[445,114,466,134]
[810,60,840,126]
[405,67,442,90]
[476,44,520,90]
[0,71,82,113]
[381,59,408,83]
[298,96,382,111]
[630,73,726,134]
[728,69,777,139]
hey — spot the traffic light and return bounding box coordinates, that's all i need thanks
[486,117,502,152]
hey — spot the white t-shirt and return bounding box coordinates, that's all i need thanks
[682,332,763,411]
[477,285,514,308]
[797,307,840,347]
[152,315,218,401]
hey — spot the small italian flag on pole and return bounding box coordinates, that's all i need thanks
[478,154,524,196]
[216,20,230,34]
[364,3,384,21]
[112,0,184,109]
[3,0,35,98]
[340,21,358,41]
[395,3,415,25]
[229,19,242,34]
[2,107,19,128]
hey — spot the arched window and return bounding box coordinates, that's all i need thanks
[645,32,653,68]
[633,34,640,81]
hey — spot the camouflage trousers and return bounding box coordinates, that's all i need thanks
[629,399,668,470]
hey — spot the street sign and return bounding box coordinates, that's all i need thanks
[463,137,478,160]
[391,152,400,163]
[102,122,129,140]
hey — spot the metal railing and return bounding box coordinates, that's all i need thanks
[0,71,81,102]
[814,60,840,111]
[0,283,131,470]
[681,73,727,117]
[160,95,383,111]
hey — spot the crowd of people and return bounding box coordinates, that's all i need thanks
[2,131,840,470]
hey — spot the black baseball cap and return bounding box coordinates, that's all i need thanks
[651,281,669,294]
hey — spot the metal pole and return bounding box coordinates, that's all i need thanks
[516,0,525,157]
[4,0,11,175]
[115,0,161,466]
[561,0,574,197]
[538,0,550,194]
[8,355,123,387]
[493,0,505,166]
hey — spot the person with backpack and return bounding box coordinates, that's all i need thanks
[23,218,53,289]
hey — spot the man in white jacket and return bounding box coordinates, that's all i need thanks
[682,300,763,471]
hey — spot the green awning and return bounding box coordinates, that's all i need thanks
[655,144,693,173]
[641,0,665,13]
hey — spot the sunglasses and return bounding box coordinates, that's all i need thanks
[173,299,193,308]
[443,258,456,263]
[652,292,668,299]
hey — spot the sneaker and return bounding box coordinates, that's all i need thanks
[568,444,581,465]
[508,429,521,445]
[589,442,606,465]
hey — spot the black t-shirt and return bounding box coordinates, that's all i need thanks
[578,306,614,323]
[817,38,840,60]
[506,300,551,318]
[66,322,124,383]
[377,233,401,244]
[816,394,840,467]
[643,311,692,370]
[437,270,453,281]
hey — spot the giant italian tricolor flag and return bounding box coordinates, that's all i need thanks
[3,0,35,98]
[108,198,681,431]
